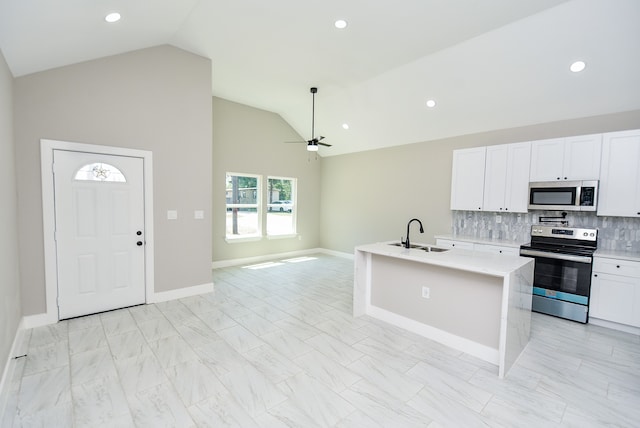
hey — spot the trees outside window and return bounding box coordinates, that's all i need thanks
[225,173,260,238]
[225,173,297,240]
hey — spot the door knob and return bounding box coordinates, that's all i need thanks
[137,241,143,246]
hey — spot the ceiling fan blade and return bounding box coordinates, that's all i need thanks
[316,136,325,142]
[318,142,332,147]
[283,141,307,144]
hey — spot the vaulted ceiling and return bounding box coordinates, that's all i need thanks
[1,0,639,156]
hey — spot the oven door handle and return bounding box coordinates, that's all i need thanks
[519,249,592,263]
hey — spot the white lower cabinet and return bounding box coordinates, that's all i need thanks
[590,257,640,328]
[474,243,520,256]
[435,239,474,250]
[436,239,519,255]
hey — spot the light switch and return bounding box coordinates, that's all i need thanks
[167,210,178,220]
[194,210,204,220]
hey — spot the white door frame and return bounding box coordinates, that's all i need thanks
[40,139,155,323]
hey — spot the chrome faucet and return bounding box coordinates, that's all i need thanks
[401,218,424,248]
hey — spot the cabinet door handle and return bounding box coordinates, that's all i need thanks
[616,265,620,268]
[594,274,598,277]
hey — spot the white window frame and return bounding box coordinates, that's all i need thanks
[266,175,297,239]
[225,172,262,242]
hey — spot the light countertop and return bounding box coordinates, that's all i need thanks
[355,241,533,277]
[594,248,640,263]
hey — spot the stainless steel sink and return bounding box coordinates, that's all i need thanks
[388,242,422,248]
[421,246,449,253]
[388,242,449,252]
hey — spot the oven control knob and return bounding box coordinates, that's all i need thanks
[583,232,588,236]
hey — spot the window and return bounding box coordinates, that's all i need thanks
[267,176,296,236]
[74,163,126,182]
[226,173,261,239]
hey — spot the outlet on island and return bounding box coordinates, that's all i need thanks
[421,286,430,299]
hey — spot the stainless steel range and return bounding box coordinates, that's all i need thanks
[519,225,598,323]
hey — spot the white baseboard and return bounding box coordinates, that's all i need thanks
[212,247,353,269]
[367,305,500,365]
[589,317,640,336]
[0,319,27,423]
[319,248,354,260]
[22,311,57,330]
[150,282,214,303]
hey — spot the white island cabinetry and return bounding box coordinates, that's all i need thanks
[354,242,533,378]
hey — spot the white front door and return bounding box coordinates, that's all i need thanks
[54,150,146,319]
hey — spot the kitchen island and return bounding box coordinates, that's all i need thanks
[354,242,534,378]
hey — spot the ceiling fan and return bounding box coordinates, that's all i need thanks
[286,87,332,152]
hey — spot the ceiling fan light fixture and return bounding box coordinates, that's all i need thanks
[307,143,319,152]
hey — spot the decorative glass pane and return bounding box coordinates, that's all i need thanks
[74,163,126,182]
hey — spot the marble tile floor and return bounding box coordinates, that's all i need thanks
[2,253,639,427]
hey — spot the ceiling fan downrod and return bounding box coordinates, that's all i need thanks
[310,87,317,141]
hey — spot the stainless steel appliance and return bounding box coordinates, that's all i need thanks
[519,225,597,323]
[528,180,598,211]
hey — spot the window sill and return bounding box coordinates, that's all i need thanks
[225,235,262,244]
[267,234,298,240]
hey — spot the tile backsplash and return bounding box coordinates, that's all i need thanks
[452,211,640,251]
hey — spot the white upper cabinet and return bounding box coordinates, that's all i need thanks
[597,129,640,217]
[483,142,531,212]
[451,147,485,211]
[563,134,603,180]
[529,134,602,181]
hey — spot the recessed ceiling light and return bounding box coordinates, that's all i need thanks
[570,61,586,73]
[105,12,121,23]
[426,99,437,108]
[342,123,349,130]
[334,19,348,29]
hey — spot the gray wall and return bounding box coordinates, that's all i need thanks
[320,110,640,253]
[212,97,321,261]
[0,50,21,375]
[14,45,213,316]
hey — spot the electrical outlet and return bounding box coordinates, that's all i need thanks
[422,286,430,299]
[495,215,502,223]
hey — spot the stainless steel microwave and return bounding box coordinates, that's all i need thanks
[528,180,598,211]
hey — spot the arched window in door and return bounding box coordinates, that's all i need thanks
[74,163,126,182]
